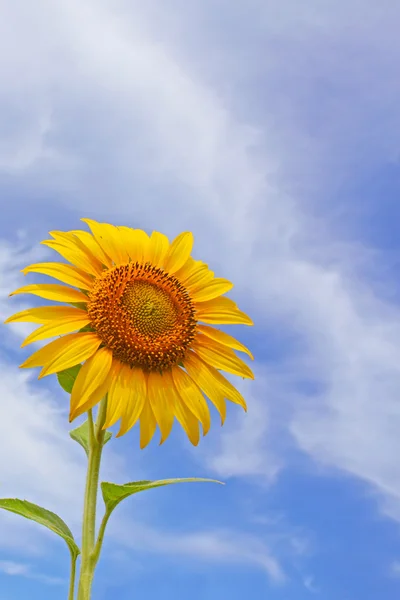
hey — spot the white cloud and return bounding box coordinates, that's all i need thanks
[0,366,84,522]
[202,374,281,483]
[111,522,286,583]
[0,560,64,585]
[0,560,29,576]
[286,259,400,519]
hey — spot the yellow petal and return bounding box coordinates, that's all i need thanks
[81,219,130,265]
[187,353,247,411]
[172,367,211,435]
[175,258,214,289]
[22,332,100,378]
[42,236,102,277]
[103,362,128,429]
[21,311,91,347]
[195,296,253,326]
[203,361,248,411]
[70,230,112,267]
[147,231,170,269]
[197,325,254,360]
[192,336,254,380]
[183,350,226,424]
[140,400,157,449]
[69,347,113,420]
[118,226,150,264]
[164,232,194,275]
[22,263,93,290]
[50,231,105,274]
[116,367,147,436]
[186,270,215,293]
[147,371,174,444]
[48,231,69,241]
[174,257,199,280]
[191,278,234,302]
[70,374,113,422]
[9,284,89,304]
[165,370,200,445]
[5,306,85,325]
[104,363,146,430]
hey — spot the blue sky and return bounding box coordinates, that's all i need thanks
[1,1,400,599]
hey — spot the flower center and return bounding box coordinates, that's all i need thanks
[123,280,178,336]
[87,262,197,371]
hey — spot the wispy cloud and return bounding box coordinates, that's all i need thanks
[202,374,281,483]
[303,574,319,594]
[390,560,400,578]
[0,560,64,585]
[111,522,286,583]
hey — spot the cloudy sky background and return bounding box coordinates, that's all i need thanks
[1,1,400,598]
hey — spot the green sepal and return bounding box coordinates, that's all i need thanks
[0,498,80,559]
[56,364,82,394]
[78,324,95,333]
[69,420,112,456]
[101,478,224,513]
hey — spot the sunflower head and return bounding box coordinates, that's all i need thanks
[6,219,254,448]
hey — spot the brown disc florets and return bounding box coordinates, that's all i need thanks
[86,262,197,371]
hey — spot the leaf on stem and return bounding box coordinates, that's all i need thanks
[69,419,112,456]
[0,498,80,559]
[101,478,224,513]
[57,364,82,394]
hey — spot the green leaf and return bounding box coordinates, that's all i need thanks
[69,420,112,456]
[0,498,80,559]
[101,478,224,513]
[78,324,95,333]
[68,302,88,310]
[57,364,82,394]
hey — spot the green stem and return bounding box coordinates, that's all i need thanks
[68,552,77,600]
[91,510,112,567]
[77,400,108,600]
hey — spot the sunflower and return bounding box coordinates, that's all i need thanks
[5,219,254,447]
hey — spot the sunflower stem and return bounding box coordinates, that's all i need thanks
[87,409,95,443]
[76,401,108,600]
[92,509,112,566]
[67,550,78,600]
